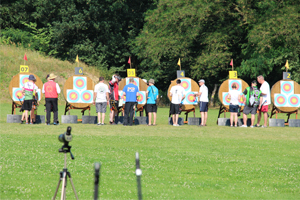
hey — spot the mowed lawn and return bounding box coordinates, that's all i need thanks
[0,103,299,199]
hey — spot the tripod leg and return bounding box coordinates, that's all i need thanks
[61,171,67,200]
[53,172,63,200]
[67,172,79,200]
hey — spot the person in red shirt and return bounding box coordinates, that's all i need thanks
[42,73,61,125]
[108,74,121,125]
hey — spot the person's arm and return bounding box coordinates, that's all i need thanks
[56,83,61,94]
[106,92,109,105]
[258,96,263,109]
[93,92,97,105]
[42,84,45,94]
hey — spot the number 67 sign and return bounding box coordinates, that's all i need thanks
[20,65,29,73]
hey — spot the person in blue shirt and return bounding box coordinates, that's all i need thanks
[146,79,159,126]
[123,78,139,126]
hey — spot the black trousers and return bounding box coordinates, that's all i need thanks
[45,98,58,123]
[124,102,136,125]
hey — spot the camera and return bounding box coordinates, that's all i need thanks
[58,126,72,144]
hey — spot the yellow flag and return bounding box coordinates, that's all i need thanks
[285,60,289,69]
[177,58,181,66]
[75,55,79,63]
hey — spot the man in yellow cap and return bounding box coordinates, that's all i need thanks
[42,73,61,125]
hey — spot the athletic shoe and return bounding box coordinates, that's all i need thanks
[173,124,176,126]
[26,122,29,125]
[230,125,233,127]
[175,124,180,126]
[254,125,261,127]
[97,123,101,126]
[47,123,50,125]
[198,124,204,127]
[53,122,59,125]
[101,123,105,125]
[250,126,254,128]
[20,120,24,124]
[261,125,267,128]
[30,122,33,125]
[240,125,247,128]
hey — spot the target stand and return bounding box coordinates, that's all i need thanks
[217,78,249,124]
[270,79,300,125]
[167,77,199,124]
[63,75,95,122]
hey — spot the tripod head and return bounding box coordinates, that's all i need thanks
[58,126,75,160]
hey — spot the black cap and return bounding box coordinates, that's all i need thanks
[251,80,257,84]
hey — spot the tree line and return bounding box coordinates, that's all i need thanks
[1,0,299,92]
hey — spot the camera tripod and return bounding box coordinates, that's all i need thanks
[53,145,78,200]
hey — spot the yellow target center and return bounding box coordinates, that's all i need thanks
[17,92,22,97]
[292,98,296,103]
[182,83,187,87]
[285,85,290,90]
[279,98,283,103]
[71,94,76,98]
[78,81,82,85]
[84,94,89,99]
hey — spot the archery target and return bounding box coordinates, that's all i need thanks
[238,93,246,106]
[229,80,242,93]
[182,92,198,105]
[137,91,146,104]
[12,88,25,101]
[222,92,230,106]
[81,90,93,103]
[19,74,30,88]
[274,94,287,107]
[73,77,87,90]
[288,94,300,107]
[67,89,80,103]
[180,79,191,93]
[118,90,126,103]
[281,81,294,95]
[126,78,140,90]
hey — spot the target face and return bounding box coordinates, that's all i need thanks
[126,78,140,90]
[19,74,30,88]
[222,92,230,105]
[137,91,146,104]
[274,94,287,107]
[182,92,198,105]
[118,91,126,103]
[288,94,300,107]
[180,79,191,93]
[81,90,93,103]
[73,77,87,90]
[67,90,80,103]
[238,93,246,106]
[12,88,25,101]
[281,81,294,95]
[229,80,242,93]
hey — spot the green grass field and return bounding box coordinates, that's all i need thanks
[0,103,299,199]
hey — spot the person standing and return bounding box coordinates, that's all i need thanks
[42,73,61,125]
[240,80,262,128]
[228,83,241,127]
[108,74,121,125]
[93,77,110,126]
[170,79,186,126]
[22,75,38,124]
[256,75,271,128]
[123,78,139,126]
[146,79,159,126]
[197,79,209,126]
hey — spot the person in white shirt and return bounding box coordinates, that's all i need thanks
[228,83,242,127]
[196,79,209,126]
[93,77,110,125]
[256,75,271,128]
[169,79,186,126]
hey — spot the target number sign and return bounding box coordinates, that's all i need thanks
[20,65,29,73]
[75,67,83,75]
[177,70,185,78]
[283,72,291,80]
[127,69,136,77]
[229,71,237,79]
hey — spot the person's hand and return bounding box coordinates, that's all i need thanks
[107,101,109,106]
[93,101,95,105]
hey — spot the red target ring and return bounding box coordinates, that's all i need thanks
[14,90,24,99]
[22,77,29,85]
[275,95,287,106]
[230,82,240,90]
[283,83,292,92]
[82,92,91,101]
[181,81,189,90]
[187,93,196,103]
[288,95,300,107]
[69,92,78,101]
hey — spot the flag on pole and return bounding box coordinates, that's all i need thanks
[23,53,28,61]
[128,57,131,64]
[75,55,79,63]
[285,60,289,69]
[177,58,181,66]
[230,59,233,66]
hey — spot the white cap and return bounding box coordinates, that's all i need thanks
[198,79,205,83]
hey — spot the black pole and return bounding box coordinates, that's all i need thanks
[135,152,142,200]
[94,162,101,200]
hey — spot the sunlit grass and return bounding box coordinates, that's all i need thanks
[1,103,300,199]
